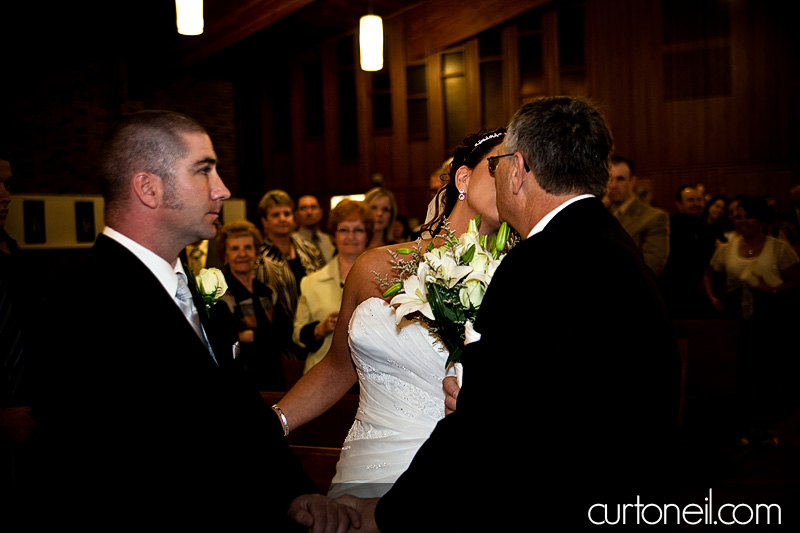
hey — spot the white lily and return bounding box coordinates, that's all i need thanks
[424,251,472,288]
[389,263,434,324]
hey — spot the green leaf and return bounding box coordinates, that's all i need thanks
[426,283,467,368]
[461,244,475,265]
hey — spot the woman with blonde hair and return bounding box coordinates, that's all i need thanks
[364,186,398,249]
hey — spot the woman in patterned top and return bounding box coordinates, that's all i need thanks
[255,190,324,359]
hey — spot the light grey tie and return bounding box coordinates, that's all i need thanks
[175,272,216,363]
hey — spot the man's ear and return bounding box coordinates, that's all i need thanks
[132,172,162,209]
[511,153,527,195]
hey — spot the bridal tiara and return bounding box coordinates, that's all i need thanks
[473,131,505,148]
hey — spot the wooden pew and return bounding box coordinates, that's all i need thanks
[672,319,739,433]
[289,445,342,493]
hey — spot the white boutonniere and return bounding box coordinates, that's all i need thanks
[195,267,228,317]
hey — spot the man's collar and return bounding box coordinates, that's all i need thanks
[528,194,594,238]
[615,195,637,215]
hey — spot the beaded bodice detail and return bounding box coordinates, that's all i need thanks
[328,297,448,497]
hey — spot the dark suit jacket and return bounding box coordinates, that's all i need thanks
[376,197,681,531]
[33,234,316,528]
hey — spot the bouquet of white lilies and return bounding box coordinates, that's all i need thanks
[379,216,512,368]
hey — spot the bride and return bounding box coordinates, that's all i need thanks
[273,128,508,497]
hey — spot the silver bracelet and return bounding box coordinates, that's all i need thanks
[271,404,290,437]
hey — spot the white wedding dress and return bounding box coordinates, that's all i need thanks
[327,297,448,498]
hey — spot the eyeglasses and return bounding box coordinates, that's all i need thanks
[336,227,366,236]
[486,153,530,176]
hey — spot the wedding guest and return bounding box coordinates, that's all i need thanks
[272,128,508,498]
[658,184,716,318]
[255,189,325,350]
[0,156,37,503]
[780,183,800,254]
[701,194,729,250]
[364,187,398,248]
[342,96,680,531]
[724,194,744,242]
[606,154,670,276]
[32,111,357,530]
[293,200,373,373]
[780,183,800,255]
[295,194,336,264]
[391,213,411,243]
[217,219,292,390]
[703,195,800,446]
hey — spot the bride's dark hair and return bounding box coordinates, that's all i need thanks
[421,127,506,237]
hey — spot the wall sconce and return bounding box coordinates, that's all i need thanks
[176,0,204,36]
[359,14,383,71]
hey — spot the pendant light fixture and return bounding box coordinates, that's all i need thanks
[359,14,383,71]
[176,0,204,36]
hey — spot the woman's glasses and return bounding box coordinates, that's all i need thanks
[336,227,366,236]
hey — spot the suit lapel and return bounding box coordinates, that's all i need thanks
[95,235,220,366]
[182,259,240,366]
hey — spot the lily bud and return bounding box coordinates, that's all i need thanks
[382,282,403,298]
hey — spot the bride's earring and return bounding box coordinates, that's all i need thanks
[458,188,466,201]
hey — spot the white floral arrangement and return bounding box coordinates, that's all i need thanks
[195,267,228,317]
[379,216,513,368]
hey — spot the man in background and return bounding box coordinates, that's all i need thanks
[296,194,335,264]
[659,184,715,318]
[606,155,670,276]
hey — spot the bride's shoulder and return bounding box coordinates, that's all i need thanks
[347,242,418,298]
[353,242,414,273]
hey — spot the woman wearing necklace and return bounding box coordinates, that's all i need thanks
[703,195,800,448]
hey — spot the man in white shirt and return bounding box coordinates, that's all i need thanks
[35,110,357,531]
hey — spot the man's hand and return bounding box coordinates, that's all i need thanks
[288,493,361,533]
[334,496,380,532]
[443,376,460,415]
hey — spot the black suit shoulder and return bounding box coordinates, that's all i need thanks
[34,234,316,526]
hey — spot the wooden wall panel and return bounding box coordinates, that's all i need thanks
[587,0,798,211]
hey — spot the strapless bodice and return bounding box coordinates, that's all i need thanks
[327,297,448,498]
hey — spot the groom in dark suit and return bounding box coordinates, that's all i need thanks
[346,97,680,530]
[31,111,357,531]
